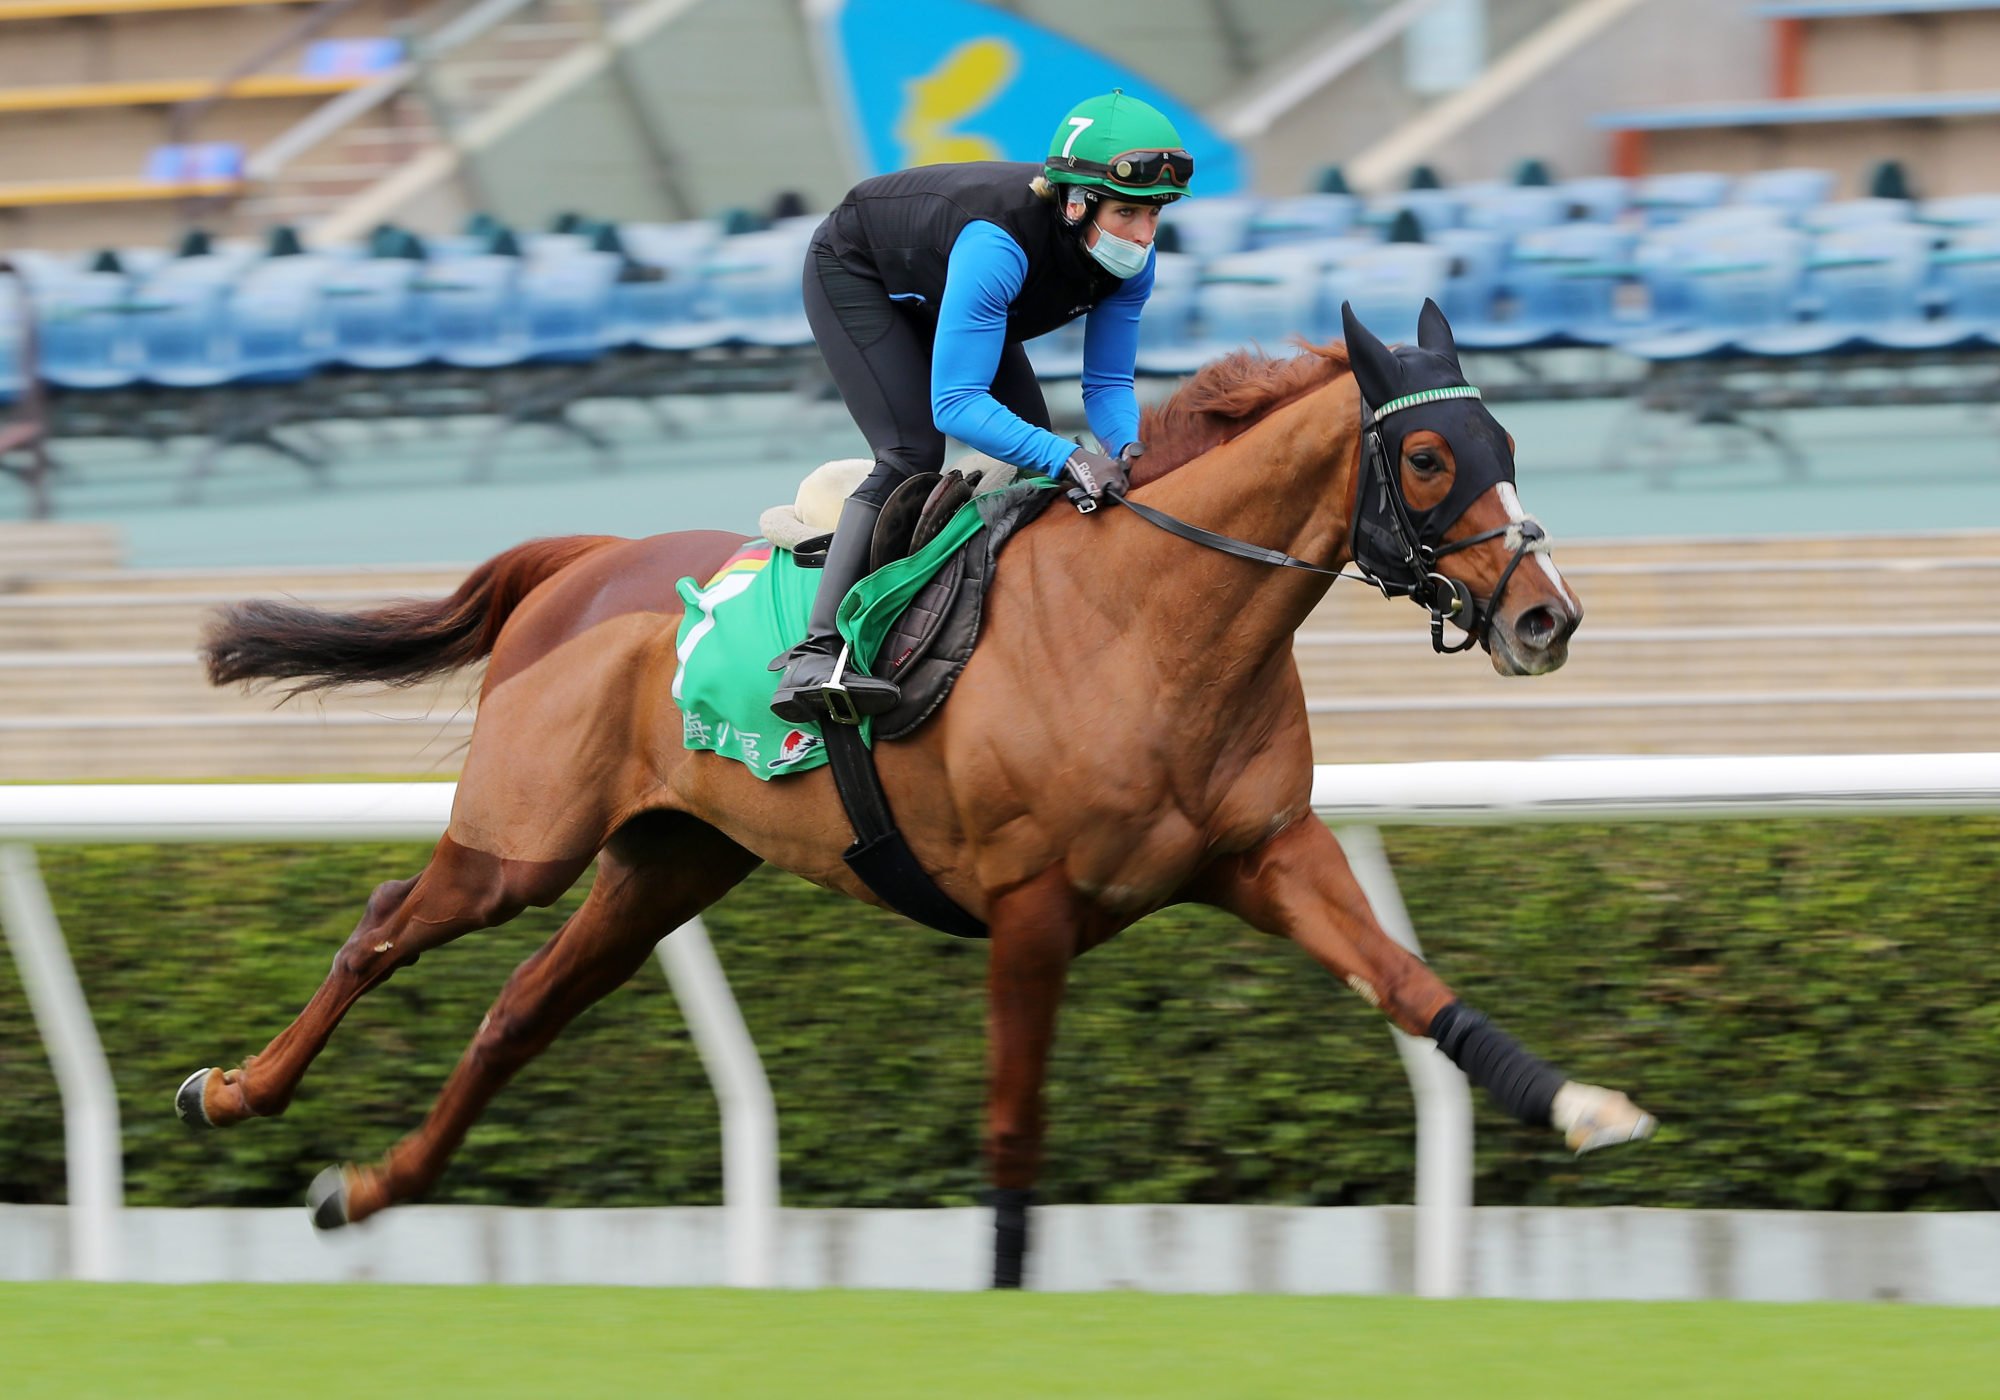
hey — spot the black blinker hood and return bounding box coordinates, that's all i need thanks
[1342,298,1517,592]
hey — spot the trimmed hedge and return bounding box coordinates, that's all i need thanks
[3,819,1998,1212]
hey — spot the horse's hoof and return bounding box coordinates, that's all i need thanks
[174,1069,216,1128]
[307,1165,353,1232]
[1553,1082,1657,1155]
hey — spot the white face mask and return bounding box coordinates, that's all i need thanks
[1088,224,1151,279]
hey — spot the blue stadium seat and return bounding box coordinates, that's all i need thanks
[1245,193,1362,249]
[426,254,529,368]
[5,251,75,289]
[1621,225,1809,359]
[35,270,142,390]
[1917,195,2000,229]
[520,249,621,361]
[1429,227,1510,343]
[1030,249,1199,377]
[1632,171,1732,226]
[1731,167,1836,216]
[1740,223,1941,355]
[642,225,813,351]
[1877,222,2000,350]
[1325,244,1453,347]
[1158,196,1259,260]
[1460,184,1570,236]
[0,274,24,404]
[1463,223,1638,349]
[1141,242,1352,374]
[323,257,434,370]
[133,258,241,388]
[605,221,718,345]
[621,220,723,280]
[1799,198,1910,233]
[605,264,695,347]
[230,257,332,384]
[1676,203,1795,232]
[1132,249,1200,373]
[1623,220,1739,332]
[717,226,818,347]
[1362,188,1462,239]
[1556,176,1630,224]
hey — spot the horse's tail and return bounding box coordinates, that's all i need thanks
[202,535,623,694]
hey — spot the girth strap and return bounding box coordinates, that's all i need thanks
[820,719,989,939]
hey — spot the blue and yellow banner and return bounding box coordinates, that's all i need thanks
[815,0,1242,193]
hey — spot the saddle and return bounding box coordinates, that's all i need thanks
[761,458,1051,741]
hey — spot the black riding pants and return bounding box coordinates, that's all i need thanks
[803,240,1052,507]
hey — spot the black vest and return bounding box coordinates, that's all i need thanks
[820,161,1120,342]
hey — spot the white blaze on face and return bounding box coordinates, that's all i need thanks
[1495,482,1576,610]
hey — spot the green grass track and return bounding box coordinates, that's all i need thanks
[4,1286,1996,1398]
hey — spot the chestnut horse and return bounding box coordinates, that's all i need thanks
[182,303,1654,1288]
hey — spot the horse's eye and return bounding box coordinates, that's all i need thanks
[1409,451,1442,474]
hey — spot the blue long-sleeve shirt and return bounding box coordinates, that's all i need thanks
[930,220,1153,476]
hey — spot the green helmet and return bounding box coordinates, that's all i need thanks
[1042,90,1193,204]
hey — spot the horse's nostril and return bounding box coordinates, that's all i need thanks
[1518,605,1562,647]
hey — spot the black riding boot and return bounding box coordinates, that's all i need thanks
[769,495,902,725]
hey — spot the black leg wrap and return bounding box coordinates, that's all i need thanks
[1427,1001,1564,1128]
[989,1187,1033,1290]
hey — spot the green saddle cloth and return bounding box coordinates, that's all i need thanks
[673,485,1041,780]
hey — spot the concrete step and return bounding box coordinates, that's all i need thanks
[1302,563,2000,633]
[0,588,471,651]
[6,564,468,597]
[1293,626,2000,698]
[1306,695,2000,764]
[1541,530,2000,567]
[0,655,479,716]
[0,713,475,781]
[0,524,124,576]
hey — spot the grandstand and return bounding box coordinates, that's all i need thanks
[9,154,2000,512]
[2,0,1996,779]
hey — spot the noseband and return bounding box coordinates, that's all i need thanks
[1102,383,1551,654]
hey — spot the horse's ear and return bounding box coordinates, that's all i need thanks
[1416,297,1461,369]
[1340,300,1401,406]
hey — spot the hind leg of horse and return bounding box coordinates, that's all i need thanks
[313,813,760,1228]
[1197,817,1656,1153]
[180,833,590,1129]
[982,866,1088,1289]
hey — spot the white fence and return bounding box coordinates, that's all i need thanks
[5,754,2000,1294]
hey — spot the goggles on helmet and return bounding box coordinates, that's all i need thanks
[1047,147,1196,192]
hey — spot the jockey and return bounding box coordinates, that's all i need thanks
[770,90,1194,724]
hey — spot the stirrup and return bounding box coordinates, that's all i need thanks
[823,644,863,726]
[821,644,898,725]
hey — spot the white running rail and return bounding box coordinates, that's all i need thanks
[6,752,2000,1293]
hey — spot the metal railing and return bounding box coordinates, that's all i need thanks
[7,754,2000,1292]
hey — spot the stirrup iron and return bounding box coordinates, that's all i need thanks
[823,644,863,726]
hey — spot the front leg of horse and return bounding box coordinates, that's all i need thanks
[1197,817,1656,1153]
[982,869,1083,1289]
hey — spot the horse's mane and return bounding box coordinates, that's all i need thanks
[1131,341,1353,487]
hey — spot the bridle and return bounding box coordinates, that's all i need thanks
[1101,383,1552,655]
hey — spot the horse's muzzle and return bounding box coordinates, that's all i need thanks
[1490,599,1579,676]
